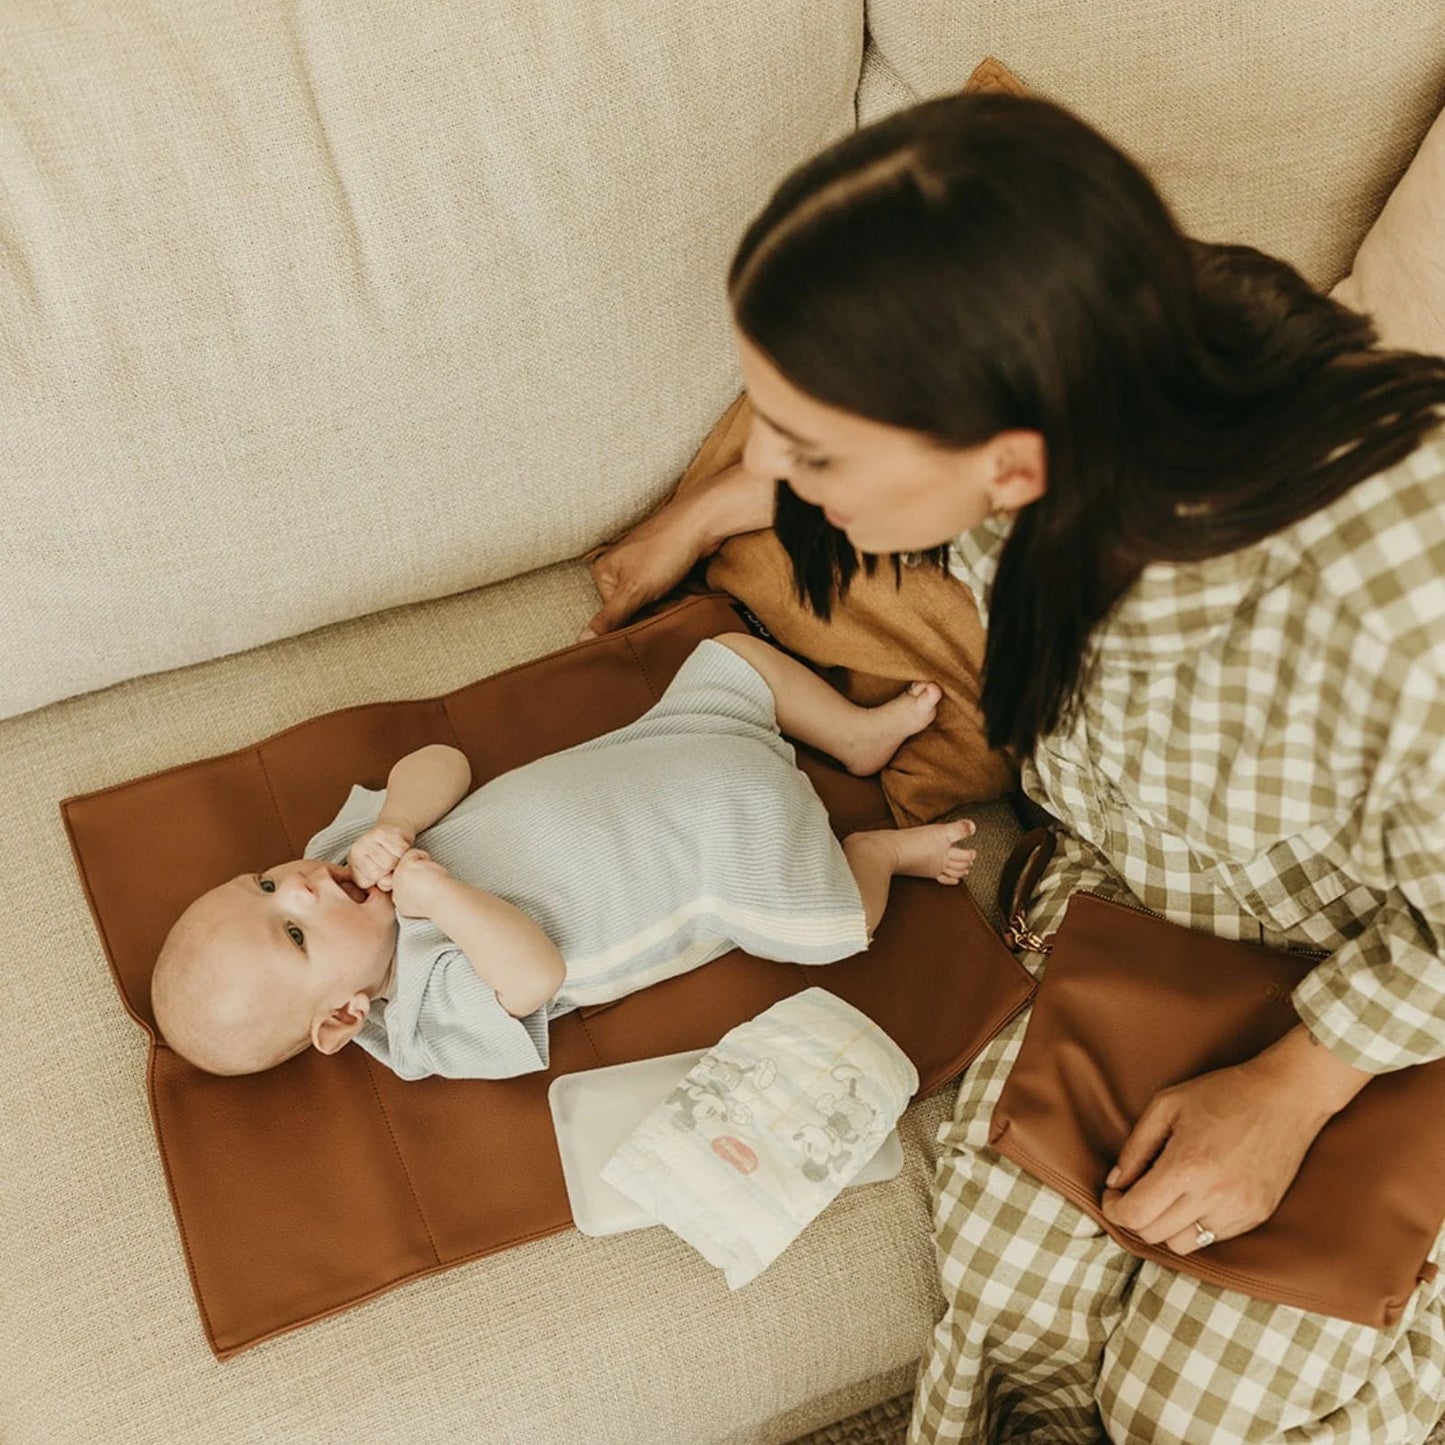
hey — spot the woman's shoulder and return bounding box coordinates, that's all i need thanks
[1289,421,1445,658]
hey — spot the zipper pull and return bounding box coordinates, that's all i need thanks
[1003,911,1052,954]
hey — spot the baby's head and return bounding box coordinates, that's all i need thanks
[152,859,397,1076]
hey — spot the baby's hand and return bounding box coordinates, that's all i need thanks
[389,848,452,919]
[348,823,415,890]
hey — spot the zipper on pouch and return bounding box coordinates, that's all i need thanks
[1006,888,1331,961]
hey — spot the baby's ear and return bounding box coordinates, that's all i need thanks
[311,993,371,1056]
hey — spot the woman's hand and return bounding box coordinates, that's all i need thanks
[578,500,709,641]
[577,462,776,640]
[1100,1024,1371,1255]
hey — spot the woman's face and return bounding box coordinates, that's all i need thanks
[733,326,1045,555]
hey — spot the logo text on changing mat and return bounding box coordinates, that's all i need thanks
[712,1136,760,1173]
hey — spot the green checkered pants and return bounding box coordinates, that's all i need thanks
[906,885,1445,1443]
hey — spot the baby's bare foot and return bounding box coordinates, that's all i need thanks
[890,818,977,885]
[842,681,943,776]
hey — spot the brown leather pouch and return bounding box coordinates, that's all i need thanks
[63,595,1036,1358]
[989,828,1445,1327]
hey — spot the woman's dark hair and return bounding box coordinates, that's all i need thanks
[727,91,1445,756]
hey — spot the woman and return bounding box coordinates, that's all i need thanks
[583,92,1445,1444]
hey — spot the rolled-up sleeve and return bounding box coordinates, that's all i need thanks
[1292,674,1445,1073]
[393,949,550,1081]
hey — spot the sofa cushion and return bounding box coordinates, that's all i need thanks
[0,0,862,719]
[1332,104,1445,358]
[859,3,1445,291]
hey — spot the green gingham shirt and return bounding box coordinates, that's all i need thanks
[949,424,1445,1076]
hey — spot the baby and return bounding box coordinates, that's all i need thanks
[151,633,977,1080]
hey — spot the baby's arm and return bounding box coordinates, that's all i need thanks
[391,849,565,1019]
[350,745,472,888]
[379,744,471,836]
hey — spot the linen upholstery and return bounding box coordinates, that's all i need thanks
[0,0,861,719]
[1333,104,1445,358]
[860,1,1445,291]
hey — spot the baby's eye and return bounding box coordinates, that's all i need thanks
[258,876,276,893]
[286,924,305,950]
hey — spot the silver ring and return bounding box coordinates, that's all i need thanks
[1193,1220,1216,1249]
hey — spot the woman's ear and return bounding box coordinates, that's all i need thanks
[311,994,371,1056]
[989,429,1047,511]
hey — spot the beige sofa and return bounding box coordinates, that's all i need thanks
[3,4,1441,1441]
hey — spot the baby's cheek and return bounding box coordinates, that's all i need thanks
[371,904,400,947]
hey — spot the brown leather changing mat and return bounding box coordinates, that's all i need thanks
[62,595,1036,1358]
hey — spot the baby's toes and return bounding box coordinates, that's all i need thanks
[909,682,943,723]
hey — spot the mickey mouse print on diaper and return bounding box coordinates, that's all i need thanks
[601,988,918,1288]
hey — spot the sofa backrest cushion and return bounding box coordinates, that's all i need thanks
[1332,103,1445,358]
[0,0,862,717]
[860,3,1445,292]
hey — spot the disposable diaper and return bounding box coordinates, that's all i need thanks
[599,987,918,1288]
